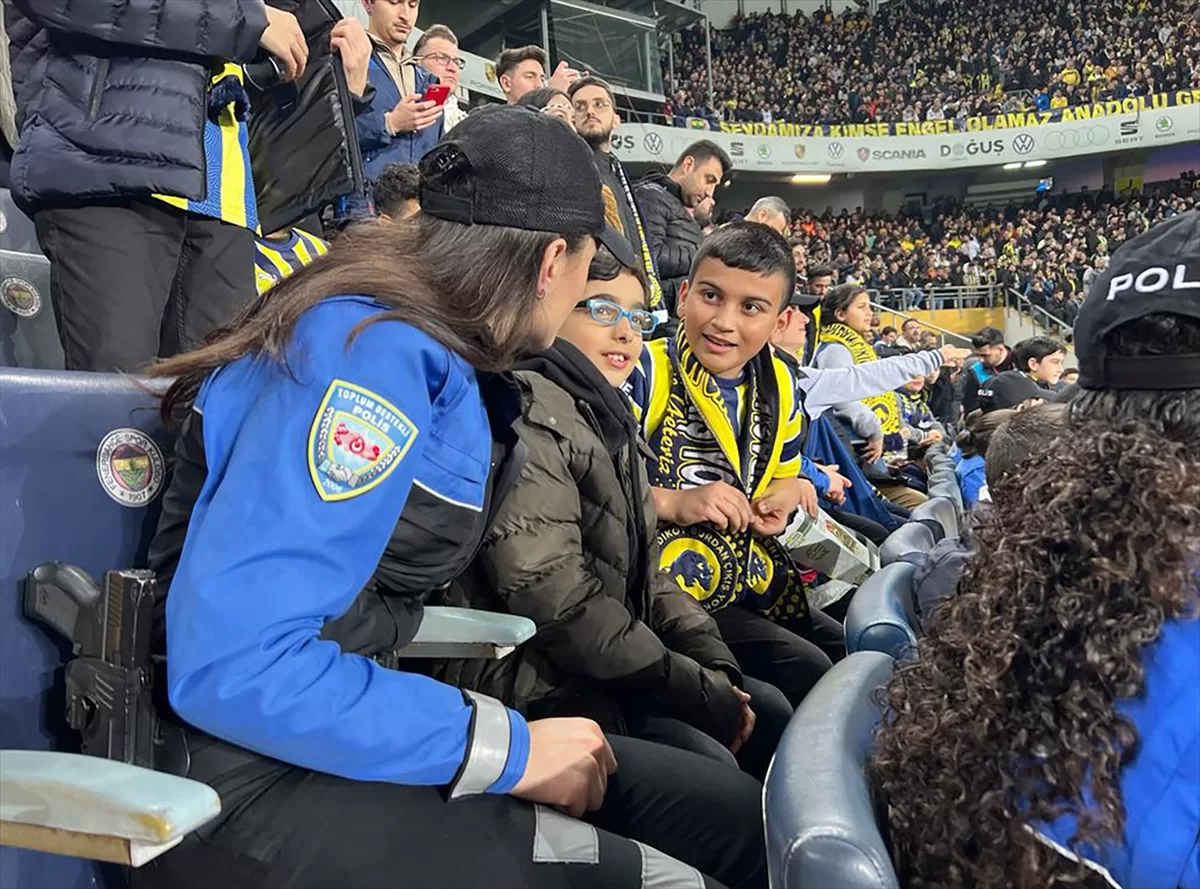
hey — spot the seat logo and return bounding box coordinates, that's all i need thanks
[96,428,165,507]
[1,276,41,318]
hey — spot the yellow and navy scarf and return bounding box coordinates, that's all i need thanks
[154,63,258,233]
[641,327,809,618]
[819,322,902,434]
[610,155,664,311]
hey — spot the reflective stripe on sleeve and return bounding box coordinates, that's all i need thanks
[447,690,511,799]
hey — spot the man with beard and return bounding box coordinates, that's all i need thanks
[634,140,730,315]
[569,77,664,311]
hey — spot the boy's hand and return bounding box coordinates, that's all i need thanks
[750,477,816,536]
[728,687,755,756]
[660,483,753,532]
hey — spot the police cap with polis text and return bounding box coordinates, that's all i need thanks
[1075,210,1200,390]
[418,105,637,268]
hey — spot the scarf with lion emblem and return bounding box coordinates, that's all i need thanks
[818,321,903,434]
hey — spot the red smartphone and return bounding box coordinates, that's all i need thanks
[423,84,451,107]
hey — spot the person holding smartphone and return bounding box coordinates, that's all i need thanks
[354,0,445,178]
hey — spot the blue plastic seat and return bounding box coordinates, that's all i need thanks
[879,521,936,567]
[765,651,899,889]
[844,562,920,659]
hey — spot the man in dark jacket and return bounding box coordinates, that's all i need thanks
[634,139,731,313]
[5,0,304,371]
[962,326,1015,414]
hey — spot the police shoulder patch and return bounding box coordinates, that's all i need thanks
[308,379,418,502]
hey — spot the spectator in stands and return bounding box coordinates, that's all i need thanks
[635,140,731,313]
[745,196,790,235]
[1011,335,1066,390]
[873,210,1199,889]
[496,46,579,104]
[963,326,1014,414]
[438,243,792,782]
[627,223,843,709]
[873,325,899,356]
[807,264,834,301]
[254,225,329,297]
[139,106,765,889]
[412,24,467,131]
[517,87,575,130]
[570,76,665,312]
[976,370,1047,414]
[0,0,15,166]
[666,1,1198,127]
[356,0,444,181]
[372,162,421,220]
[815,284,928,509]
[904,402,1072,631]
[6,0,307,372]
[955,408,1015,508]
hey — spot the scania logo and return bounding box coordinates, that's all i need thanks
[1012,133,1036,154]
[827,141,844,159]
[644,132,663,154]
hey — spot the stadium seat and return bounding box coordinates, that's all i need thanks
[910,496,959,540]
[844,562,919,659]
[765,650,899,889]
[0,368,534,885]
[926,474,963,517]
[879,521,936,567]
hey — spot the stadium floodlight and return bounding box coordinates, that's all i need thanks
[1024,160,1047,168]
[1002,162,1023,170]
[790,174,833,185]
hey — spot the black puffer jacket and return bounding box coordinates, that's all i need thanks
[634,170,702,313]
[435,341,746,747]
[6,0,267,210]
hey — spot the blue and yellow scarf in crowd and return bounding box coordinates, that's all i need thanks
[818,321,903,434]
[634,326,810,619]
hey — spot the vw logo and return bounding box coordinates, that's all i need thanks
[1012,133,1035,155]
[827,142,844,159]
[644,133,663,155]
[1044,125,1109,152]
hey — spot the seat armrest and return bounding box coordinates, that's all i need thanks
[0,750,220,867]
[396,606,537,660]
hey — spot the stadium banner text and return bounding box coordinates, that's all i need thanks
[611,90,1200,173]
[709,89,1198,138]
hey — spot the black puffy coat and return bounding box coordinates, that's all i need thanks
[634,170,702,313]
[6,0,267,210]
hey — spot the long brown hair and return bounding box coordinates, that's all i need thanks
[870,313,1200,886]
[149,215,587,424]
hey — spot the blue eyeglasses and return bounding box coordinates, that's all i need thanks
[575,298,659,334]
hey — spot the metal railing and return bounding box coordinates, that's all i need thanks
[868,301,973,348]
[872,284,1005,311]
[1007,287,1074,341]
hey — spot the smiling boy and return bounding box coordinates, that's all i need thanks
[627,222,844,706]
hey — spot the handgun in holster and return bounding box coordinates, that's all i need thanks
[24,562,173,770]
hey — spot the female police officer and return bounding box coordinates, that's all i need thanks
[135,106,766,889]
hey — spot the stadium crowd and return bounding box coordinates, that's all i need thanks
[781,175,1197,318]
[664,0,1200,126]
[1,1,1197,888]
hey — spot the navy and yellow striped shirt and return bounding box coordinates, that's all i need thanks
[155,63,259,233]
[255,229,330,295]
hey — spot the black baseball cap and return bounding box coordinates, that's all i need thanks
[977,371,1047,412]
[418,105,638,269]
[1074,210,1200,390]
[788,290,822,309]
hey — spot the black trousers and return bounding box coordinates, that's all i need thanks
[34,200,256,372]
[713,605,846,708]
[132,732,765,889]
[627,675,793,781]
